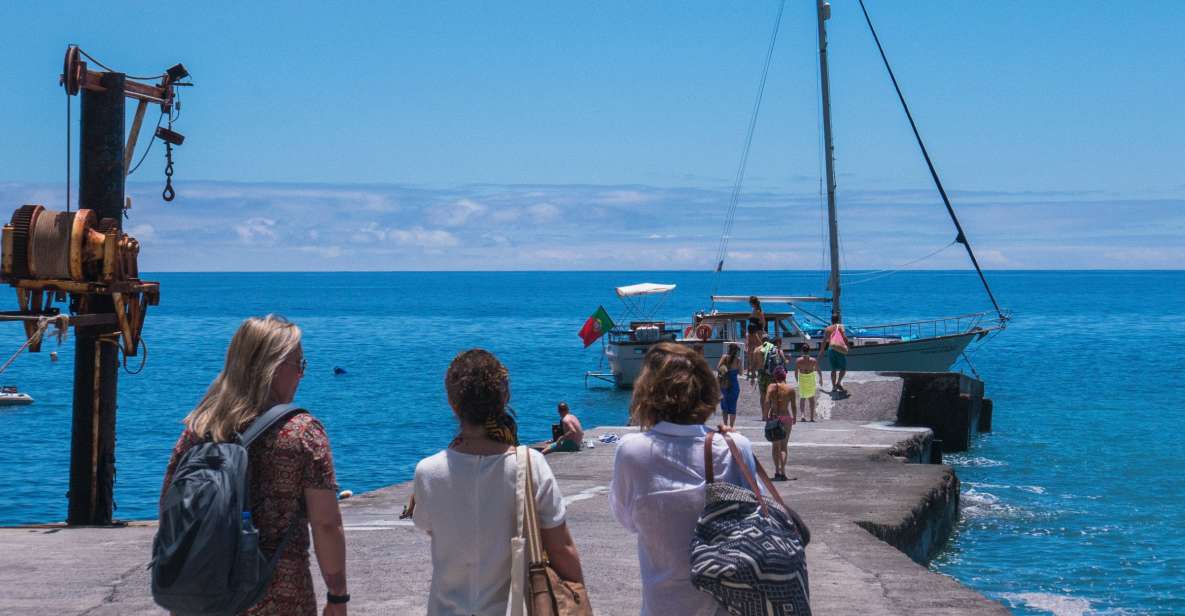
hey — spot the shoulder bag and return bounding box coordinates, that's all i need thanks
[508,447,593,616]
[690,432,811,616]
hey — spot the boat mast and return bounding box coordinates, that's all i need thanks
[816,0,842,322]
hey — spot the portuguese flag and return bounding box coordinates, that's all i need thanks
[579,306,615,347]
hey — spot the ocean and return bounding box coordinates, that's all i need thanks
[0,271,1180,615]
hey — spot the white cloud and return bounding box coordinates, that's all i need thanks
[234,217,278,243]
[430,198,486,227]
[388,226,458,249]
[526,203,560,222]
[127,223,156,242]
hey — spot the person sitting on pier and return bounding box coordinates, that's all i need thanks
[716,342,742,428]
[819,314,852,393]
[413,349,584,616]
[611,341,765,616]
[794,343,822,422]
[542,401,584,454]
[764,366,797,481]
[161,315,348,616]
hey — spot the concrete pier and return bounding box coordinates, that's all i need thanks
[0,371,1005,615]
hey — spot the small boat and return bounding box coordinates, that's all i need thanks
[0,385,33,406]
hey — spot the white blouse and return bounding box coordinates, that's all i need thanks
[414,447,566,616]
[610,422,765,616]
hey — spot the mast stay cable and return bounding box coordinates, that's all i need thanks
[710,0,787,307]
[856,0,1006,322]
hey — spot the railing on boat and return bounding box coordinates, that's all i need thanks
[812,311,1000,341]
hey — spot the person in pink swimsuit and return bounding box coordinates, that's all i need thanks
[763,366,798,481]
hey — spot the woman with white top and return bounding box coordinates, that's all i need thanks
[413,349,584,616]
[610,341,766,616]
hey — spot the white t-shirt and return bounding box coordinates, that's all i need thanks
[610,422,765,616]
[414,447,566,616]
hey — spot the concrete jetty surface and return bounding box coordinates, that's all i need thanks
[0,372,1006,615]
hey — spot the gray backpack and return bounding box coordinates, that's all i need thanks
[150,403,304,616]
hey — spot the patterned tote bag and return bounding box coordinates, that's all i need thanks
[690,431,811,615]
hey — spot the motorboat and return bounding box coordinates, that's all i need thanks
[0,386,33,406]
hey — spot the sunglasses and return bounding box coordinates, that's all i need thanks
[284,357,308,374]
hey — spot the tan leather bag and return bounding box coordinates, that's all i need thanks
[522,452,593,616]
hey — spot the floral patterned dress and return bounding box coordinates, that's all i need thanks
[161,412,338,616]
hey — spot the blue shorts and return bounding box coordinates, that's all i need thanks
[827,348,848,371]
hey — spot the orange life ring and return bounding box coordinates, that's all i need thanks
[683,325,695,338]
[695,324,713,341]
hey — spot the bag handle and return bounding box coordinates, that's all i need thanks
[522,449,548,566]
[239,403,303,448]
[703,431,717,483]
[749,445,812,546]
[718,432,769,516]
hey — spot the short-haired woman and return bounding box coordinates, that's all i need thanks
[610,342,765,615]
[413,349,584,616]
[161,315,348,615]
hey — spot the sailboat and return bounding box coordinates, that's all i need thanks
[602,0,1007,388]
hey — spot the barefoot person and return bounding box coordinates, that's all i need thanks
[758,335,786,419]
[542,401,584,454]
[763,366,797,481]
[794,343,822,422]
[819,314,852,393]
[717,343,742,428]
[745,296,766,379]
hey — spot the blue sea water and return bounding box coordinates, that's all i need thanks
[0,270,1180,614]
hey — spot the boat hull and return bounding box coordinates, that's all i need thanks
[606,340,724,389]
[607,331,979,388]
[818,331,978,373]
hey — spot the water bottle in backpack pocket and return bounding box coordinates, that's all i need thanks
[150,404,303,616]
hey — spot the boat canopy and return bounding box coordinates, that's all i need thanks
[712,295,830,303]
[616,283,676,298]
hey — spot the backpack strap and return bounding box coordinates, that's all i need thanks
[239,403,304,448]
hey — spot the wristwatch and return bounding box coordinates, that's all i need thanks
[327,592,350,604]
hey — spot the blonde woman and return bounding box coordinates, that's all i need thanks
[160,315,348,616]
[610,342,764,615]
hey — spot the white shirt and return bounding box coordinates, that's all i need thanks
[414,448,566,616]
[609,422,765,616]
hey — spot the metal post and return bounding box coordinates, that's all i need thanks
[816,0,842,321]
[67,71,124,526]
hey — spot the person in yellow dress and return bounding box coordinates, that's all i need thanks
[794,343,823,422]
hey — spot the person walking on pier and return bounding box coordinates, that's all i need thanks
[611,341,765,616]
[413,349,584,616]
[819,315,852,393]
[745,296,766,380]
[764,366,797,481]
[542,401,584,454]
[160,315,349,616]
[795,343,822,422]
[758,335,787,418]
[716,342,742,428]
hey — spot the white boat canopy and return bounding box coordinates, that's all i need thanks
[616,283,676,298]
[712,295,830,303]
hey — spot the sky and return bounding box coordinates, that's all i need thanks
[1,1,1182,270]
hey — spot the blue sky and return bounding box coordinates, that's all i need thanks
[1,1,1182,270]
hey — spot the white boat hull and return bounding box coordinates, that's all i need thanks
[818,331,979,373]
[606,340,725,389]
[0,393,33,406]
[607,330,979,388]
